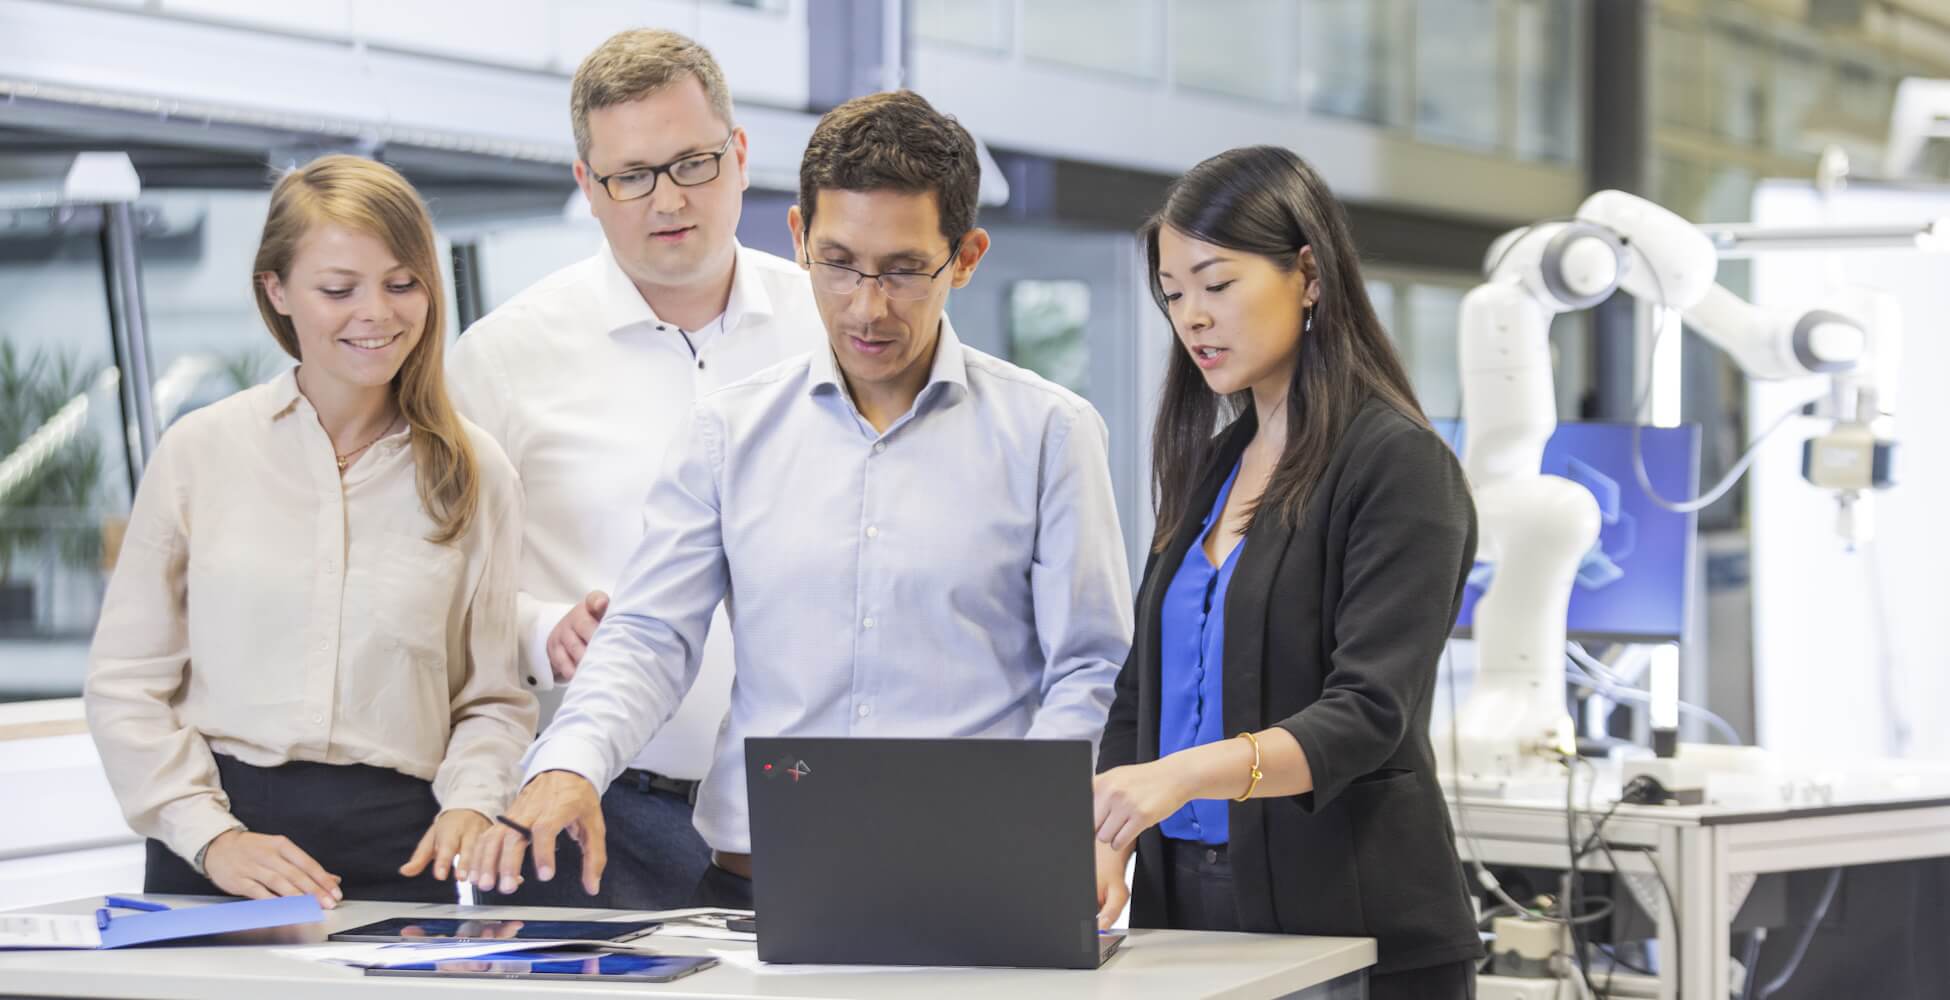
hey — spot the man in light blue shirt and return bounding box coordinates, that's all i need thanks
[463,90,1133,908]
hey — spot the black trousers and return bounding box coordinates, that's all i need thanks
[1162,838,1476,1000]
[144,754,454,904]
[688,862,754,909]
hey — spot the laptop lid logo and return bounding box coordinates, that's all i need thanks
[762,757,812,782]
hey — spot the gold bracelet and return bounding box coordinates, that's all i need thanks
[1233,732,1264,801]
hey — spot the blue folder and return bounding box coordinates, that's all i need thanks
[96,896,324,948]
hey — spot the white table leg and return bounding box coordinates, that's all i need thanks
[1678,824,1720,999]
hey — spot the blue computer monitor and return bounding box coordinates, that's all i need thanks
[1433,420,1701,644]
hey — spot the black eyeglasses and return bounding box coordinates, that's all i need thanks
[587,134,735,202]
[804,238,962,301]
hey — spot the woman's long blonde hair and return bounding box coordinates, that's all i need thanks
[251,154,478,544]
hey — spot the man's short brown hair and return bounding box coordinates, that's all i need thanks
[570,29,734,162]
[798,90,980,244]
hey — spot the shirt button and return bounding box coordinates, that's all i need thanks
[857,704,872,718]
[316,638,329,652]
[872,442,886,454]
[322,559,335,573]
[866,525,879,539]
[862,617,876,630]
[311,713,324,725]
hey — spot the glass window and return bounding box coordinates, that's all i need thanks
[1300,0,1409,125]
[137,191,289,429]
[1404,283,1464,420]
[1708,24,1769,147]
[1008,280,1091,395]
[1511,0,1580,163]
[1832,59,1897,140]
[1022,0,1162,79]
[1170,0,1292,102]
[1654,13,1711,133]
[1414,0,1502,152]
[0,207,135,703]
[913,0,1010,51]
[1765,43,1827,158]
[1366,280,1398,340]
[1653,155,1757,224]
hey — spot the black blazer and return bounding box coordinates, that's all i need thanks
[1099,397,1483,975]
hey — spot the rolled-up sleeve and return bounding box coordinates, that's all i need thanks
[1277,424,1476,811]
[432,490,540,818]
[84,431,243,865]
[1024,406,1134,751]
[521,406,730,791]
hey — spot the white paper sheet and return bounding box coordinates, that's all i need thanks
[0,915,104,950]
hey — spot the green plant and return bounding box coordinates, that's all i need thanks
[0,338,107,586]
[220,346,282,395]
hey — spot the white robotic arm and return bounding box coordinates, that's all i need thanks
[1448,190,1880,787]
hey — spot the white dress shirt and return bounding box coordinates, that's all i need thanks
[85,371,536,865]
[524,318,1136,853]
[448,241,825,781]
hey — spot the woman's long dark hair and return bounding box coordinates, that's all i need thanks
[1145,145,1427,553]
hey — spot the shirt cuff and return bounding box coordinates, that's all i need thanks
[434,786,508,821]
[163,800,247,874]
[517,595,574,693]
[521,736,612,795]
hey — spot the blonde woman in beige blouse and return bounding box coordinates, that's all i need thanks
[84,155,535,906]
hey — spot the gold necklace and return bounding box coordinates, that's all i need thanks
[335,419,399,471]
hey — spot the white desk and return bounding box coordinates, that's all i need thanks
[0,897,1375,1000]
[1452,788,1950,999]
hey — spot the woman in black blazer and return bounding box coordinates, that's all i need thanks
[1093,146,1482,999]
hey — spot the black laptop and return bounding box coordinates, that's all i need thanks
[745,737,1126,969]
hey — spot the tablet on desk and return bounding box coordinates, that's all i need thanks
[329,917,660,945]
[365,950,716,983]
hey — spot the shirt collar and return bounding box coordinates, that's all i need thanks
[261,366,305,421]
[807,313,970,405]
[598,240,773,337]
[257,365,411,453]
[724,243,776,333]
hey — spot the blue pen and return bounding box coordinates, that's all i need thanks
[96,896,172,930]
[104,896,171,913]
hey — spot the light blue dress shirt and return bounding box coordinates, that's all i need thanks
[523,317,1135,853]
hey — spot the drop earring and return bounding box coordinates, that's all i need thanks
[1304,307,1314,334]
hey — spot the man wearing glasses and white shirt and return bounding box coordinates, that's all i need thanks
[462,90,1134,908]
[446,29,823,909]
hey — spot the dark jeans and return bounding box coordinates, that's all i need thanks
[1161,838,1475,1000]
[689,862,754,909]
[145,754,453,904]
[482,772,710,910]
[1164,837,1240,932]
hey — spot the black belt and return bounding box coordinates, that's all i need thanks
[617,768,701,806]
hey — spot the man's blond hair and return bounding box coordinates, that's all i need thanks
[570,29,735,162]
